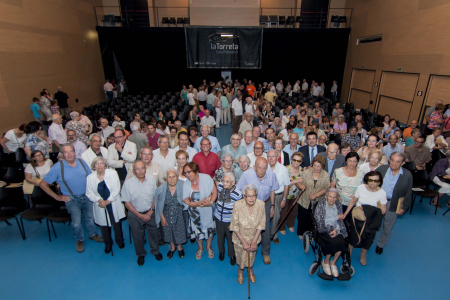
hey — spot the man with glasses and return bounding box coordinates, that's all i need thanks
[125,146,165,186]
[174,131,197,162]
[240,130,255,153]
[299,132,326,168]
[193,125,221,156]
[152,135,176,173]
[122,160,162,266]
[262,128,276,153]
[192,137,221,178]
[82,133,108,167]
[247,141,267,167]
[40,143,102,253]
[236,157,279,265]
[67,130,87,159]
[318,143,346,177]
[342,126,361,151]
[221,133,247,167]
[404,136,431,170]
[107,129,137,186]
[48,114,67,152]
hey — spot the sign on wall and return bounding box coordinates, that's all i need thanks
[185,27,262,69]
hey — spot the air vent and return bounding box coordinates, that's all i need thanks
[357,35,382,45]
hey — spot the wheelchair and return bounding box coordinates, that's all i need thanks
[301,202,355,281]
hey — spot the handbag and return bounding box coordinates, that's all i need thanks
[351,206,366,245]
[13,133,27,163]
[396,197,404,214]
[22,165,41,195]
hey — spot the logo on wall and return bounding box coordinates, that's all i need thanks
[208,32,239,54]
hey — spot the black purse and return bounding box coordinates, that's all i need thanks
[14,133,27,163]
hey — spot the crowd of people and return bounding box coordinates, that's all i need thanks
[6,79,450,283]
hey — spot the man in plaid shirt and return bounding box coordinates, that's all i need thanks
[342,126,361,151]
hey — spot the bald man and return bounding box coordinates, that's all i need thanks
[402,120,418,140]
[317,143,346,177]
[247,141,267,167]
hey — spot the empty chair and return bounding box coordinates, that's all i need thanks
[4,167,25,184]
[0,186,27,239]
[410,169,440,215]
[46,202,71,242]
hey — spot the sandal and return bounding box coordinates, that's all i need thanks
[195,249,203,260]
[431,199,442,209]
[207,248,214,259]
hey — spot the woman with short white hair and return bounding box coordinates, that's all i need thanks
[235,154,250,182]
[65,111,89,146]
[86,156,125,254]
[214,153,236,185]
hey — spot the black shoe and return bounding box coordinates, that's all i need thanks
[118,243,125,249]
[230,256,236,266]
[167,250,175,259]
[155,253,163,261]
[219,253,225,261]
[105,247,111,254]
[190,238,195,244]
[375,246,383,255]
[178,249,185,258]
[138,256,145,266]
[159,239,165,246]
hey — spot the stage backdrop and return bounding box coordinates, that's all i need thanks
[97,27,350,97]
[185,27,262,69]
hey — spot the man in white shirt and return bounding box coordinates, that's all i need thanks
[301,79,308,95]
[244,97,254,116]
[241,130,255,153]
[200,109,216,135]
[99,118,115,144]
[232,95,244,134]
[107,129,137,185]
[293,80,300,96]
[152,135,176,173]
[267,149,290,244]
[67,130,87,159]
[331,80,338,101]
[247,141,267,167]
[196,88,207,108]
[239,112,253,137]
[276,80,284,94]
[173,131,197,162]
[81,133,108,167]
[48,114,67,152]
[312,82,321,100]
[125,146,165,185]
[104,80,113,100]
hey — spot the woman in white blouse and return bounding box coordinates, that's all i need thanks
[24,150,53,193]
[425,127,448,154]
[86,156,125,254]
[358,149,383,175]
[1,124,27,153]
[176,149,189,181]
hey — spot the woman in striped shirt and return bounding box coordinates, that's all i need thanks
[214,172,243,266]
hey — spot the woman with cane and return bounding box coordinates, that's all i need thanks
[230,184,265,285]
[86,156,125,255]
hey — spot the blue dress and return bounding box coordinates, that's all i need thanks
[162,185,188,244]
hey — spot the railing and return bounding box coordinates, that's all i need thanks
[326,8,352,28]
[94,6,190,28]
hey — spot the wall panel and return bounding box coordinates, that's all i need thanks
[378,96,412,124]
[379,72,418,102]
[351,69,375,92]
[425,75,450,106]
[350,89,371,109]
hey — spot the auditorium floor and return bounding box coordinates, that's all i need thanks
[1,120,449,300]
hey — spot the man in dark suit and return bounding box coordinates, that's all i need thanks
[317,143,346,177]
[298,132,326,168]
[375,151,412,254]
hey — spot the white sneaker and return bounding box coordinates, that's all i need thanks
[322,260,331,276]
[331,264,339,278]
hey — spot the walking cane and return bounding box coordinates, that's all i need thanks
[247,250,251,299]
[104,204,113,257]
[270,189,305,240]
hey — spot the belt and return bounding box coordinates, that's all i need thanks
[275,192,284,196]
[264,197,271,203]
[138,209,150,214]
[387,198,391,202]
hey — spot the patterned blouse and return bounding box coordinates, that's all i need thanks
[314,199,348,238]
[65,120,89,146]
[214,165,236,183]
[297,169,330,209]
[287,165,304,200]
[25,134,50,158]
[331,167,364,206]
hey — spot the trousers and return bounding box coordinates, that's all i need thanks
[65,194,98,241]
[128,211,160,257]
[232,115,242,134]
[377,200,398,248]
[215,108,222,127]
[222,107,231,124]
[99,204,124,248]
[271,193,284,239]
[214,217,235,258]
[261,199,272,255]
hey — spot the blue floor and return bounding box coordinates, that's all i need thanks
[2,120,450,300]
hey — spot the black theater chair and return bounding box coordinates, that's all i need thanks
[0,186,27,239]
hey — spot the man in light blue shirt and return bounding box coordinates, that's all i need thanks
[221,133,247,167]
[382,135,403,161]
[262,127,275,153]
[193,125,221,155]
[283,133,301,158]
[240,130,255,153]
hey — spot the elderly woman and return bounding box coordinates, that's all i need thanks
[427,103,445,133]
[1,123,27,154]
[182,162,218,260]
[429,150,450,208]
[86,156,125,254]
[66,111,89,146]
[214,153,236,185]
[24,121,50,158]
[176,150,189,181]
[155,167,188,259]
[297,155,330,238]
[274,136,289,166]
[167,110,179,127]
[235,154,250,182]
[271,117,284,135]
[39,91,52,120]
[214,172,242,265]
[425,127,448,155]
[331,152,364,213]
[278,152,304,235]
[359,150,383,175]
[333,114,347,136]
[230,184,265,284]
[314,188,348,277]
[24,150,53,194]
[168,127,179,149]
[341,171,387,266]
[357,134,388,166]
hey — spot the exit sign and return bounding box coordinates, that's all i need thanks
[397,67,402,72]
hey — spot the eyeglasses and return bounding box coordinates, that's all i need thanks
[182,170,192,176]
[291,159,302,163]
[244,194,256,199]
[367,179,380,183]
[114,136,123,139]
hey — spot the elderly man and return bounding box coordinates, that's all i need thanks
[299,132,326,168]
[152,135,176,173]
[267,150,290,245]
[236,157,279,265]
[342,126,361,151]
[128,121,149,154]
[193,137,221,178]
[82,133,108,167]
[247,141,268,167]
[146,123,160,150]
[318,143,346,177]
[373,152,412,255]
[239,112,253,137]
[404,135,431,170]
[283,133,300,158]
[221,133,248,167]
[382,135,403,161]
[40,143,102,253]
[403,120,418,140]
[318,135,328,149]
[67,130,87,158]
[312,102,321,115]
[276,80,284,94]
[174,120,187,134]
[330,108,343,126]
[107,129,137,185]
[122,160,162,266]
[99,118,115,144]
[200,109,216,135]
[241,130,255,153]
[252,126,265,143]
[262,128,276,153]
[48,114,67,152]
[426,99,444,124]
[125,146,165,185]
[193,125,221,155]
[174,131,197,162]
[332,103,341,116]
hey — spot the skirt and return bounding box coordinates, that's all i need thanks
[318,232,346,256]
[348,218,376,250]
[234,244,256,269]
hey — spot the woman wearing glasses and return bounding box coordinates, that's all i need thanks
[182,162,218,260]
[340,171,387,266]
